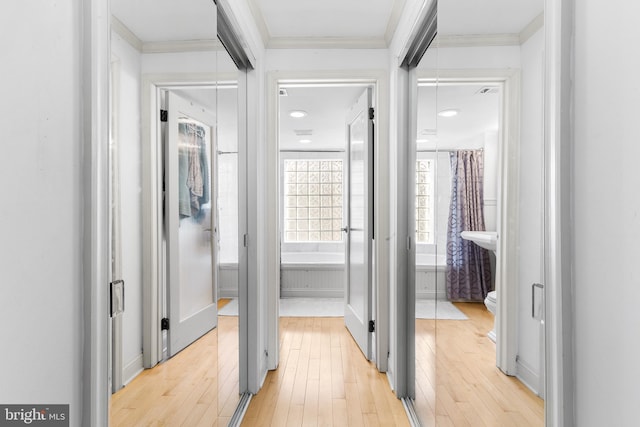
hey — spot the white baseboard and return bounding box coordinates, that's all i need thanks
[280,288,343,298]
[219,289,238,298]
[516,357,540,396]
[123,353,144,386]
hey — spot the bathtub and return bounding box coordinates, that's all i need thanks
[415,253,447,300]
[280,252,345,298]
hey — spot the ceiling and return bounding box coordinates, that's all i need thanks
[111,0,216,43]
[112,0,543,46]
[111,0,542,153]
[279,85,367,151]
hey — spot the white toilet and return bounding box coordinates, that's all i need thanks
[484,290,497,343]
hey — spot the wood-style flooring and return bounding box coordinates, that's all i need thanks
[241,317,410,426]
[109,314,239,426]
[414,302,544,426]
[109,301,543,426]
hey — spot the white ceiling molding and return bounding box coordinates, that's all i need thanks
[111,16,143,52]
[436,33,521,48]
[267,37,388,49]
[111,15,222,53]
[384,0,407,46]
[519,12,544,45]
[246,0,270,47]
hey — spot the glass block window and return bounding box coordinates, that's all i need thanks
[284,159,343,242]
[416,159,435,244]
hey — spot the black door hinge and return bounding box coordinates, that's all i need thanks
[368,107,375,120]
[160,109,168,122]
[161,318,170,330]
[368,320,375,333]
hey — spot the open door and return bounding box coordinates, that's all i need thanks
[344,88,374,359]
[165,91,218,357]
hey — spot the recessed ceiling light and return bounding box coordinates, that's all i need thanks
[299,139,312,144]
[438,109,459,117]
[289,110,307,118]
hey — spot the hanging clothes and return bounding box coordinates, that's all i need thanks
[178,122,209,220]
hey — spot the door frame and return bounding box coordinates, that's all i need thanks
[140,73,238,367]
[412,69,522,376]
[265,70,390,372]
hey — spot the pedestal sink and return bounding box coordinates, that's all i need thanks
[460,231,498,252]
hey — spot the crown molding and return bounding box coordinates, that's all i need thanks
[246,0,271,48]
[385,0,406,46]
[519,12,544,44]
[267,36,387,49]
[111,16,143,52]
[111,16,222,53]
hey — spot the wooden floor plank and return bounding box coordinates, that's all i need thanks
[112,300,543,426]
[109,315,239,427]
[242,317,407,427]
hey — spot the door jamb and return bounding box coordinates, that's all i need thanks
[414,69,521,375]
[265,70,390,373]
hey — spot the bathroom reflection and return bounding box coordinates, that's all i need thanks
[413,0,546,425]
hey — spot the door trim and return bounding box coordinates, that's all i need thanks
[140,73,237,368]
[544,0,575,424]
[413,68,522,376]
[265,70,390,373]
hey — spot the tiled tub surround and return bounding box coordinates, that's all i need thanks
[280,252,345,298]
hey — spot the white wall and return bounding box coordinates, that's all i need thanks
[517,27,545,393]
[0,0,83,424]
[573,2,640,425]
[266,49,389,71]
[141,51,219,75]
[111,31,144,384]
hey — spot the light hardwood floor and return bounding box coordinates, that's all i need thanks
[110,302,543,426]
[109,315,239,427]
[414,302,544,426]
[241,317,410,426]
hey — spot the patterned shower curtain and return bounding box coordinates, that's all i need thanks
[446,150,493,301]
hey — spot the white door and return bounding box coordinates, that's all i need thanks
[344,88,374,359]
[165,92,218,357]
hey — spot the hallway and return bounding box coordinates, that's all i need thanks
[242,317,409,426]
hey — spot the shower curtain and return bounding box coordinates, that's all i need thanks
[446,149,493,301]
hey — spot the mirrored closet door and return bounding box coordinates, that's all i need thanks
[409,1,547,425]
[108,1,248,424]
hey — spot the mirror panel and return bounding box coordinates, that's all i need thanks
[413,0,546,425]
[108,1,243,425]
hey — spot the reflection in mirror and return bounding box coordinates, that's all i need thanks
[107,0,241,425]
[413,0,546,425]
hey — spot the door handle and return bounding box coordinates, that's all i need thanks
[532,283,544,319]
[341,226,349,233]
[110,279,125,317]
